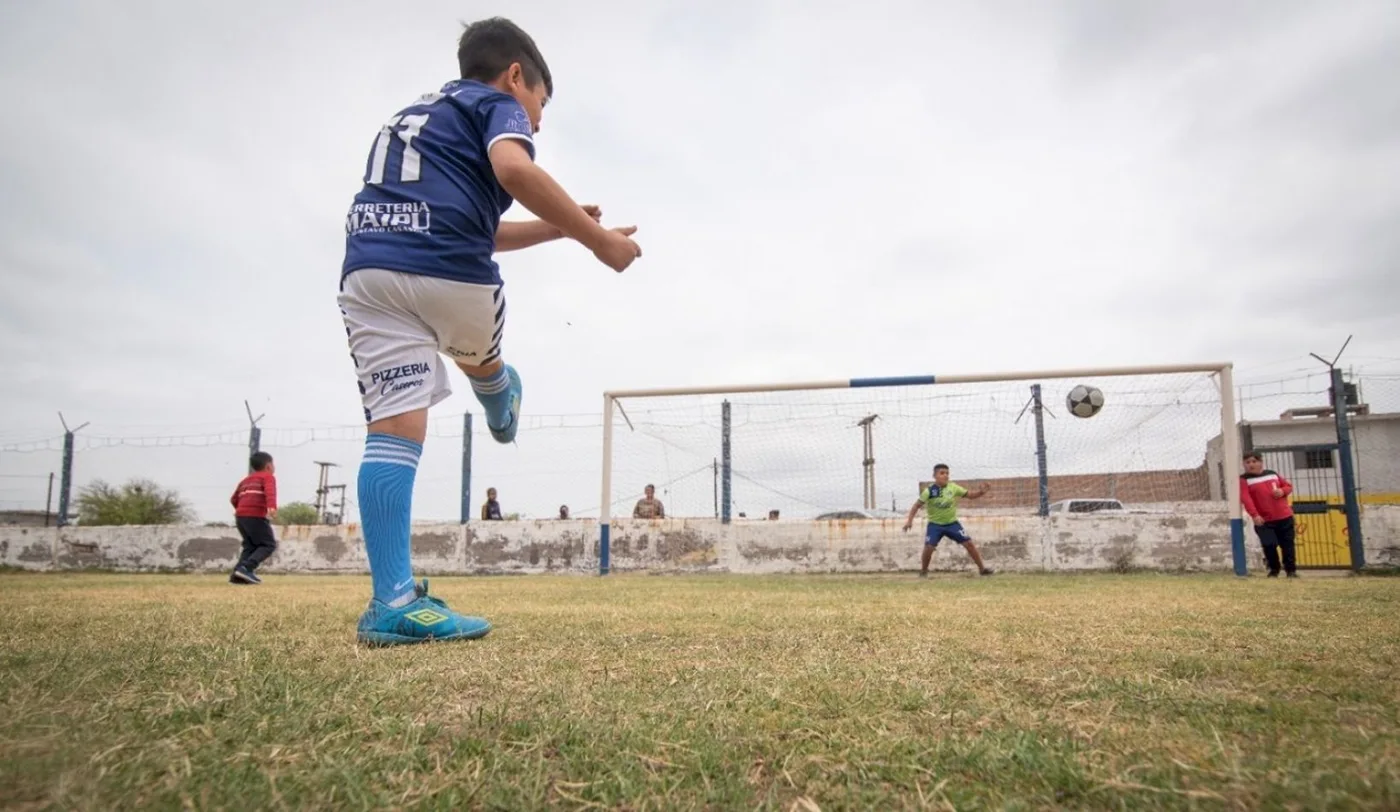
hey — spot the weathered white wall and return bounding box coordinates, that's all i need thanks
[8,507,1392,575]
[1363,504,1400,568]
[1,511,1252,575]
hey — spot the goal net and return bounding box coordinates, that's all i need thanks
[601,366,1234,523]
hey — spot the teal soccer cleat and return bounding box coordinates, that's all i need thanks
[488,365,522,444]
[356,580,492,646]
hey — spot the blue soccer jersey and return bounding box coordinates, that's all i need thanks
[342,80,536,286]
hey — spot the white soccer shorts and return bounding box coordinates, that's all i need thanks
[338,268,506,423]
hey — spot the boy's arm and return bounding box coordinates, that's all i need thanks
[1276,475,1294,498]
[902,499,924,530]
[963,482,991,500]
[489,140,640,270]
[265,476,277,519]
[495,220,563,252]
[496,206,606,252]
[1239,478,1262,523]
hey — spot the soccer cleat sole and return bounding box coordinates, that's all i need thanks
[357,625,493,647]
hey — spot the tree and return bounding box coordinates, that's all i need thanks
[76,479,195,526]
[277,502,321,526]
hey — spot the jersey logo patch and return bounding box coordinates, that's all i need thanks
[346,201,432,235]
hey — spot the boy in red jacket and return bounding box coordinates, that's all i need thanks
[230,451,279,584]
[1239,452,1297,578]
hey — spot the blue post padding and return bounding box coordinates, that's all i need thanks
[1230,518,1247,576]
[599,523,611,576]
[849,375,937,388]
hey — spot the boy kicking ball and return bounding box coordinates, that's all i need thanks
[339,18,641,646]
[902,464,995,578]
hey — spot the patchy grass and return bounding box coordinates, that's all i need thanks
[1,572,1398,810]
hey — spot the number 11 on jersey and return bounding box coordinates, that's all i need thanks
[367,114,430,184]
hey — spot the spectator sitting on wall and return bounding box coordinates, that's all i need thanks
[633,484,665,519]
[558,505,570,519]
[481,487,503,521]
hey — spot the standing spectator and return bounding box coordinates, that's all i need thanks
[481,487,504,521]
[558,505,570,519]
[633,484,665,519]
[230,452,278,585]
[1240,452,1297,578]
[768,509,780,520]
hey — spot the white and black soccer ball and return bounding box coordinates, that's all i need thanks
[1066,384,1105,418]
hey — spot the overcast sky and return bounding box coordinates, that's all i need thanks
[1,1,1397,522]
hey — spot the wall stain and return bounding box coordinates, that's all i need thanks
[468,535,510,566]
[981,533,1031,560]
[177,537,240,566]
[658,529,713,562]
[314,535,348,563]
[412,532,456,559]
[738,542,812,563]
[18,542,51,563]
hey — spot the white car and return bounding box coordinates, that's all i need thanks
[1047,499,1128,515]
[813,509,905,521]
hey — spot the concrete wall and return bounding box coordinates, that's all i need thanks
[4,509,1395,575]
[0,511,1250,575]
[1363,504,1400,568]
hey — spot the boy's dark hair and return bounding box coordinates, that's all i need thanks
[458,17,553,97]
[250,451,273,472]
[933,464,950,474]
[1243,452,1263,462]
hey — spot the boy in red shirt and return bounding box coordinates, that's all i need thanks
[230,451,279,584]
[1239,452,1297,578]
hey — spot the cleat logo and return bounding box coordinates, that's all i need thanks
[404,608,449,626]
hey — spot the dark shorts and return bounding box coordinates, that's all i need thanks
[925,521,972,546]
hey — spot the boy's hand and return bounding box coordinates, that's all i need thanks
[1252,514,1264,526]
[582,204,603,223]
[1272,487,1285,498]
[902,521,912,532]
[591,227,642,272]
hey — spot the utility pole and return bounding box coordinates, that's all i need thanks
[1016,386,1053,516]
[460,412,473,524]
[1309,336,1364,570]
[325,484,347,525]
[313,461,339,523]
[713,457,719,519]
[857,414,879,510]
[56,413,88,528]
[244,400,265,471]
[721,401,732,524]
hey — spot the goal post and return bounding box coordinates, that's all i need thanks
[599,363,1245,576]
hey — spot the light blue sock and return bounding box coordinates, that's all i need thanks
[359,433,421,607]
[469,366,513,430]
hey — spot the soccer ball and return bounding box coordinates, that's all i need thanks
[1066,384,1105,418]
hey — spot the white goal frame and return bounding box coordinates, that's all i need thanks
[599,363,1244,576]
